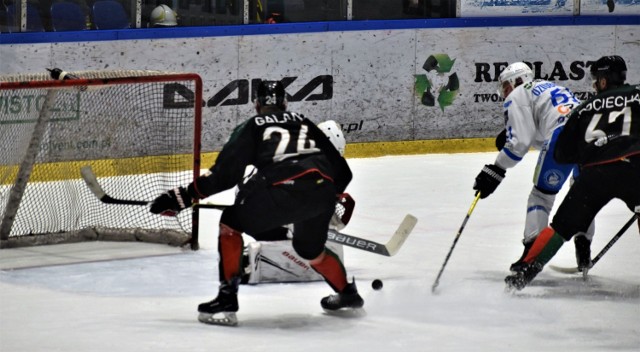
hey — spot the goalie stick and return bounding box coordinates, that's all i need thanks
[80,165,418,256]
[549,213,639,274]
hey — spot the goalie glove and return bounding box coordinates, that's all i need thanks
[473,164,506,199]
[150,187,192,216]
[330,193,355,230]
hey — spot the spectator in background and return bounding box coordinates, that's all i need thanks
[265,11,284,23]
[150,4,178,27]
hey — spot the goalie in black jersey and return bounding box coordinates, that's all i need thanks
[150,80,363,325]
[505,56,640,291]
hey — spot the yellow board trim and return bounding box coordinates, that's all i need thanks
[344,138,495,158]
[1,138,495,183]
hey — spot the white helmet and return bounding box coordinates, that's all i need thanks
[317,120,346,156]
[498,62,534,97]
[150,5,178,27]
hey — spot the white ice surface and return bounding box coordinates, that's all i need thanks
[1,152,639,352]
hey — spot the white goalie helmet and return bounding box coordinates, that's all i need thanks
[150,5,178,27]
[317,120,346,156]
[498,62,534,97]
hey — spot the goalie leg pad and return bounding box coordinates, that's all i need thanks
[244,241,344,284]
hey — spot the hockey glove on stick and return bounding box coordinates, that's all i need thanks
[150,187,192,216]
[473,164,506,199]
[330,193,355,230]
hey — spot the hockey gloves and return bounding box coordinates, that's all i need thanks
[330,193,355,230]
[473,164,506,199]
[150,187,192,216]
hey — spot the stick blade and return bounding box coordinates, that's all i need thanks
[80,165,106,199]
[80,165,147,206]
[384,214,418,256]
[548,264,580,274]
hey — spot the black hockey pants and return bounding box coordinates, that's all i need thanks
[220,172,336,260]
[551,156,640,240]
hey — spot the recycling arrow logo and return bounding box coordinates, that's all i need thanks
[415,54,460,111]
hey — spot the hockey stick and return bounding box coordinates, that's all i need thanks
[327,214,417,256]
[80,165,418,256]
[548,213,639,274]
[431,192,481,293]
[80,165,148,205]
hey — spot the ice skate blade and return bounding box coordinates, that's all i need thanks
[323,307,367,318]
[198,312,238,326]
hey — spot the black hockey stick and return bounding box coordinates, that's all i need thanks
[80,165,148,205]
[549,213,639,274]
[431,192,481,293]
[80,165,418,256]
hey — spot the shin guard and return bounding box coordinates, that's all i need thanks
[524,226,566,266]
[310,248,348,292]
[218,224,244,282]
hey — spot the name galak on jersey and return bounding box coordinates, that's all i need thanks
[162,75,333,108]
[254,112,304,125]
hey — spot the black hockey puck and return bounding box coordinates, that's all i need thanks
[372,279,383,290]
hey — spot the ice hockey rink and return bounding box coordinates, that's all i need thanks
[1,152,639,352]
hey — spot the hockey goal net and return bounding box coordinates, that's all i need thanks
[0,70,203,249]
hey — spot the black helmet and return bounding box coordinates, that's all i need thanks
[255,80,286,109]
[590,56,627,86]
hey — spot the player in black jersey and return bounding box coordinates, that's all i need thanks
[506,56,640,290]
[150,80,363,324]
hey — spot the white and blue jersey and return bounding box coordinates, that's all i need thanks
[496,80,580,193]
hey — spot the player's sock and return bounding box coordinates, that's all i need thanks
[310,248,348,292]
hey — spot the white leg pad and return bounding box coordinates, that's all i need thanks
[245,240,344,285]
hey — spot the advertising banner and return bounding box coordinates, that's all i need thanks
[1,24,639,153]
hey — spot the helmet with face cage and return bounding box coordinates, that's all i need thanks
[498,62,534,97]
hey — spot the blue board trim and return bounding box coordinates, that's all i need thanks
[1,15,639,45]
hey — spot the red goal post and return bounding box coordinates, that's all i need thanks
[0,70,203,250]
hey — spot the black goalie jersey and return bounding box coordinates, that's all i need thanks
[188,111,351,199]
[555,83,640,167]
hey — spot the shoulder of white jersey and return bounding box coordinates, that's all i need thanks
[503,83,531,107]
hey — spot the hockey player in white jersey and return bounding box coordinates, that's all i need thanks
[472,62,594,272]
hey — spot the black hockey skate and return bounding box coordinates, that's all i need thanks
[510,240,534,273]
[198,282,239,326]
[574,235,593,273]
[321,280,365,316]
[505,261,543,291]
